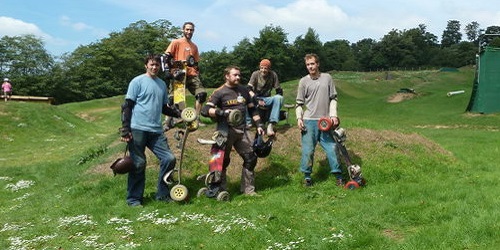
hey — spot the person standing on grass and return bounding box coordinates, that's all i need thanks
[120,54,181,207]
[295,53,343,187]
[247,59,283,136]
[201,65,265,196]
[2,78,12,102]
[164,21,207,128]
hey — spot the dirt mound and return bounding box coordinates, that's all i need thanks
[90,125,450,180]
[387,92,417,103]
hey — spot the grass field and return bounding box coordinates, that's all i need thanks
[1,67,499,249]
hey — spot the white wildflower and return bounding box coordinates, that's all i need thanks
[5,180,35,192]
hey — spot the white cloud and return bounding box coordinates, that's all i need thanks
[59,16,108,37]
[0,16,50,39]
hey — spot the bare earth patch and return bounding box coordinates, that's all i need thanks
[88,124,450,181]
[387,93,417,103]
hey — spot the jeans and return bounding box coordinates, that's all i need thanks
[246,95,284,125]
[300,119,341,178]
[127,130,176,205]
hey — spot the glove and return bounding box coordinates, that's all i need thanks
[162,105,181,118]
[119,127,131,138]
[215,108,229,117]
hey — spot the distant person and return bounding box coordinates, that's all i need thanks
[201,65,265,196]
[120,54,181,207]
[247,59,283,136]
[2,78,12,102]
[295,53,343,187]
[164,21,207,127]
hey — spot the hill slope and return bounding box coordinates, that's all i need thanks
[1,68,499,249]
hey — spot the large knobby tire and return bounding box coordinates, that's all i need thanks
[186,55,196,67]
[344,181,360,190]
[170,184,189,201]
[197,187,208,198]
[181,107,197,122]
[318,117,333,131]
[216,191,230,201]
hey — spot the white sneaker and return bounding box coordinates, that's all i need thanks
[267,123,275,136]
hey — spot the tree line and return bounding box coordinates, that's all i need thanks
[1,19,499,104]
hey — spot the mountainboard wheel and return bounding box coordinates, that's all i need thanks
[318,117,333,131]
[170,184,189,201]
[197,187,208,198]
[344,180,360,190]
[186,55,196,67]
[181,107,197,122]
[216,191,230,201]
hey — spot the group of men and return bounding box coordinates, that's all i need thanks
[119,22,343,207]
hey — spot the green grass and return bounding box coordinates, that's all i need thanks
[1,67,499,249]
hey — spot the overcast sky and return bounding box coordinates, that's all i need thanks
[1,0,499,56]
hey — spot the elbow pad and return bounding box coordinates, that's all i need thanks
[247,84,254,92]
[162,105,181,118]
[201,104,212,117]
[329,98,338,117]
[121,99,135,128]
[295,104,303,120]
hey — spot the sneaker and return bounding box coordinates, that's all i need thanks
[128,201,143,207]
[244,191,261,197]
[267,123,275,136]
[336,178,345,187]
[304,178,313,187]
[156,196,174,203]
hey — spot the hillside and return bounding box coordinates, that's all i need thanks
[1,68,499,249]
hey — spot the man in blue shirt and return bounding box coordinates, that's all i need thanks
[120,54,180,207]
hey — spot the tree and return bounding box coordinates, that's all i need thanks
[57,20,179,103]
[323,39,354,71]
[464,21,480,42]
[199,48,235,88]
[251,25,294,81]
[0,35,54,96]
[441,20,462,47]
[292,28,324,77]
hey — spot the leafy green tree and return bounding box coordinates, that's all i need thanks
[292,28,324,76]
[441,20,462,47]
[231,37,258,84]
[323,39,355,71]
[351,38,378,71]
[464,21,481,42]
[0,35,54,96]
[199,48,235,88]
[378,29,418,68]
[58,20,179,103]
[251,25,294,81]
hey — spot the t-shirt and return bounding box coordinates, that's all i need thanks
[2,82,12,92]
[165,37,200,77]
[206,84,252,130]
[125,74,169,133]
[247,70,280,97]
[296,73,337,120]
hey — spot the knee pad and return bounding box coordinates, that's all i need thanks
[242,153,257,171]
[196,92,207,103]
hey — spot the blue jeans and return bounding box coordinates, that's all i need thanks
[300,119,341,178]
[246,95,284,125]
[127,130,176,205]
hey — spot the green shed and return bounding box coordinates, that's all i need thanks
[466,46,500,114]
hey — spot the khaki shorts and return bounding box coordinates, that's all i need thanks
[186,75,206,96]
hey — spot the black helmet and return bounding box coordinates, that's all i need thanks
[110,156,134,175]
[253,134,273,158]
